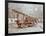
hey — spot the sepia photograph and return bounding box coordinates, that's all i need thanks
[8,2,44,34]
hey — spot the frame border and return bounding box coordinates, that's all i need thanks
[5,0,45,35]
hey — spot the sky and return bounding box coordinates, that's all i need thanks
[8,3,43,18]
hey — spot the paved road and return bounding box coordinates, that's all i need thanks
[8,22,43,33]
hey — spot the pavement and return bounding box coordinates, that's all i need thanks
[8,22,43,33]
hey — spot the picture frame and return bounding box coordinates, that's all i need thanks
[5,0,45,36]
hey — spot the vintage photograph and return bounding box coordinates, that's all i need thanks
[8,3,43,33]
